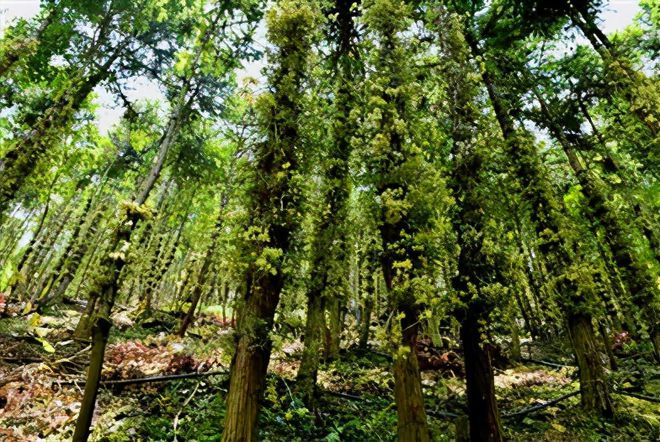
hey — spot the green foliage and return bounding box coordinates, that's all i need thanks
[0,0,659,440]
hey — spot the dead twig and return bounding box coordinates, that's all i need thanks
[51,345,91,366]
[173,380,201,442]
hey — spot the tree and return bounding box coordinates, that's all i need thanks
[72,3,257,438]
[296,0,359,405]
[220,1,319,439]
[437,10,505,440]
[357,0,448,438]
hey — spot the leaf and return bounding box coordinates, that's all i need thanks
[34,327,50,338]
[551,422,566,433]
[36,337,56,353]
[23,302,34,316]
[27,312,40,327]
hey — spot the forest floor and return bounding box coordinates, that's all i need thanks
[0,304,658,441]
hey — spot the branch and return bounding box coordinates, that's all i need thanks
[521,357,575,369]
[100,369,228,386]
[322,390,363,401]
[427,409,460,419]
[613,390,660,404]
[60,369,228,386]
[502,391,580,418]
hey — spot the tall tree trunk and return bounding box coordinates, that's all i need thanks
[72,58,200,437]
[393,302,431,442]
[325,297,342,359]
[296,0,356,403]
[359,278,374,349]
[598,320,617,371]
[462,306,504,441]
[438,16,504,439]
[221,4,314,438]
[221,273,280,441]
[72,316,111,442]
[568,313,614,416]
[362,1,434,438]
[296,287,325,405]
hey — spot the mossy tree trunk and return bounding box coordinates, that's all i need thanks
[568,313,614,416]
[461,305,504,441]
[438,15,504,440]
[220,3,317,439]
[72,48,205,436]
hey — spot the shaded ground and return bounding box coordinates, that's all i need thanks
[0,306,658,441]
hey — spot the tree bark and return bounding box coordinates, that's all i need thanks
[220,4,313,438]
[72,316,111,442]
[296,287,325,405]
[221,271,282,441]
[393,303,431,442]
[568,313,614,417]
[462,307,504,441]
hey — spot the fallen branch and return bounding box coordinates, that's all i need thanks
[502,390,579,418]
[0,356,43,363]
[323,390,363,401]
[321,388,462,420]
[427,409,459,419]
[60,369,228,386]
[51,345,91,366]
[101,369,229,386]
[613,390,660,403]
[173,380,201,441]
[351,347,392,362]
[521,357,574,369]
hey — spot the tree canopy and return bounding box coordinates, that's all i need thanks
[0,0,658,441]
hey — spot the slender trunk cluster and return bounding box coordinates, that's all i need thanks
[0,49,122,216]
[296,0,357,406]
[481,62,614,416]
[532,88,660,359]
[178,192,229,337]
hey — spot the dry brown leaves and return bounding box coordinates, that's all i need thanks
[104,338,223,380]
[0,363,80,440]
